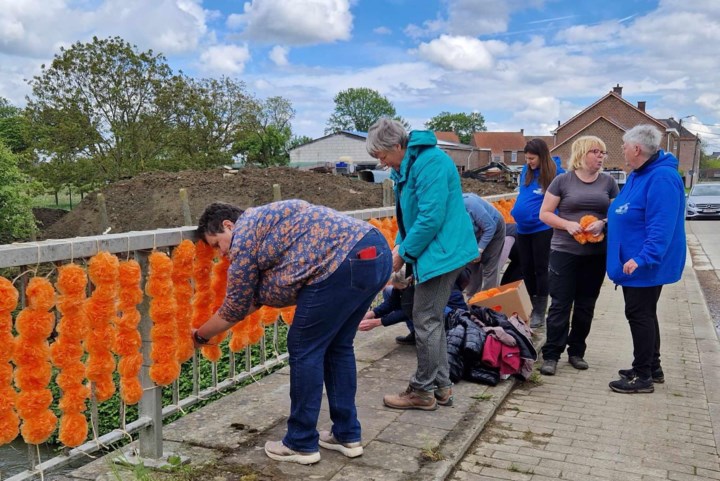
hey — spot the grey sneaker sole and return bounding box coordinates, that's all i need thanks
[383,399,438,411]
[609,384,654,394]
[264,448,321,465]
[319,440,363,458]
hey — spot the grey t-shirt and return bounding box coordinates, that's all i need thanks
[547,171,619,256]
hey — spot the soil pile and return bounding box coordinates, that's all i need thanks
[40,166,514,239]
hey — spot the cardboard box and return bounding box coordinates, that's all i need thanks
[469,280,532,323]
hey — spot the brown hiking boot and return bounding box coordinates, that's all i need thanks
[383,386,438,411]
[434,385,453,406]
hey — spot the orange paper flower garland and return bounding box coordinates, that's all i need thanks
[228,310,255,352]
[279,306,296,326]
[0,277,19,445]
[52,264,91,447]
[191,241,215,358]
[573,215,605,244]
[86,252,119,402]
[147,252,180,386]
[202,256,230,362]
[115,260,144,405]
[172,240,196,364]
[14,277,58,444]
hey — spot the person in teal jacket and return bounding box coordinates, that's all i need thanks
[366,118,477,411]
[607,125,686,394]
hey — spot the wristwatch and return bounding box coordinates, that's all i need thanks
[193,330,210,345]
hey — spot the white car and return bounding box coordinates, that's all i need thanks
[686,183,720,219]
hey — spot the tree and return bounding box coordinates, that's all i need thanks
[0,141,36,243]
[287,135,314,151]
[325,88,408,134]
[0,97,30,154]
[425,112,486,144]
[26,36,179,182]
[235,96,295,167]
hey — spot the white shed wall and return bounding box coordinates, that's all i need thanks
[290,135,376,170]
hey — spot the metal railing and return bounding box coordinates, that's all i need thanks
[0,206,397,480]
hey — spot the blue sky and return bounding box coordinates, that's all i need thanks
[1,0,719,151]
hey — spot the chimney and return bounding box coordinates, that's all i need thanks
[520,128,524,135]
[612,84,623,96]
[557,120,561,127]
[637,101,646,112]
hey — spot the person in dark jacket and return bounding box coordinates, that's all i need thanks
[607,125,686,394]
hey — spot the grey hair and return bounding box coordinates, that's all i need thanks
[366,118,408,156]
[623,124,662,156]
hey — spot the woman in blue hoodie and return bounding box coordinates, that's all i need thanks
[607,125,686,394]
[510,139,564,328]
[366,118,477,411]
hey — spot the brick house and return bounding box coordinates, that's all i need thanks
[470,131,528,167]
[550,85,700,185]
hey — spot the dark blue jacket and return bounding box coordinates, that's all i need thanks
[606,150,686,287]
[511,156,565,234]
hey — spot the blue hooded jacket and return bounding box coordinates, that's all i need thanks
[391,131,477,283]
[606,150,686,287]
[511,156,565,234]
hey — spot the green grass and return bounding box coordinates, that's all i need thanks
[31,192,77,210]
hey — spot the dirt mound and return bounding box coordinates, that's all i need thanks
[41,166,514,239]
[33,207,68,231]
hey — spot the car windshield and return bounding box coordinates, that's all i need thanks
[691,185,720,196]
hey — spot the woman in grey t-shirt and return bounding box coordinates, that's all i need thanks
[537,136,619,376]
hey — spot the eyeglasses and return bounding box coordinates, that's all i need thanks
[588,149,608,156]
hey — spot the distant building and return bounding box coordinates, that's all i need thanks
[550,84,700,186]
[470,131,527,166]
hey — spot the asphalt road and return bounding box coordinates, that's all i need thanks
[687,219,720,336]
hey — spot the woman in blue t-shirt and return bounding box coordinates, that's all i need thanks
[510,139,564,328]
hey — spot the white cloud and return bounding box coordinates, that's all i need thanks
[373,26,392,35]
[269,46,289,67]
[199,44,251,74]
[416,35,494,71]
[227,0,352,46]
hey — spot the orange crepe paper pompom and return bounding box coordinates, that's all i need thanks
[192,241,215,341]
[201,255,231,362]
[573,215,605,244]
[147,252,180,386]
[85,252,119,403]
[280,306,296,326]
[0,278,19,445]
[468,287,502,305]
[258,306,280,326]
[172,240,196,364]
[15,278,57,445]
[230,310,259,353]
[115,260,144,406]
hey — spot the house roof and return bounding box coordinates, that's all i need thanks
[525,135,554,148]
[658,119,699,139]
[471,131,527,152]
[434,131,461,143]
[553,91,665,134]
[551,116,627,151]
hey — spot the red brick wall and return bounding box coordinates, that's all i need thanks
[551,118,627,170]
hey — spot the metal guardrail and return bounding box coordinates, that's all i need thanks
[0,206,396,480]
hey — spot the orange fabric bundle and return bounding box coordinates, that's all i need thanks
[15,277,58,444]
[468,287,502,305]
[246,314,265,345]
[492,198,516,223]
[573,215,604,244]
[258,306,280,326]
[147,252,180,386]
[369,217,395,248]
[280,306,296,326]
[191,241,215,356]
[229,310,259,352]
[0,277,19,445]
[85,252,119,402]
[115,260,143,405]
[202,255,230,361]
[51,264,90,447]
[172,240,196,364]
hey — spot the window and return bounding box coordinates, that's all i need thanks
[511,151,517,163]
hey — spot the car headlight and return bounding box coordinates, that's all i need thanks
[687,201,696,208]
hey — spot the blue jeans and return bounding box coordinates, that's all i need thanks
[283,229,392,452]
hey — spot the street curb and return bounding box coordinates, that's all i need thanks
[426,330,547,481]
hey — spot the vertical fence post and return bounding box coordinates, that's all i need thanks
[382,179,394,207]
[97,193,110,234]
[179,188,193,226]
[272,184,282,202]
[135,250,163,459]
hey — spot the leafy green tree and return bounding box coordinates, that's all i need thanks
[287,135,314,151]
[0,97,30,154]
[0,141,36,243]
[26,36,179,182]
[235,96,295,167]
[425,111,486,144]
[325,88,408,134]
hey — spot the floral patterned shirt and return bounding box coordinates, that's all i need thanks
[218,199,372,323]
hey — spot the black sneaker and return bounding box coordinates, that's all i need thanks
[395,332,416,345]
[568,356,589,370]
[609,375,654,394]
[618,367,664,384]
[539,359,557,375]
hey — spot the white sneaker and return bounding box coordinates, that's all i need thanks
[318,430,363,458]
[264,440,321,465]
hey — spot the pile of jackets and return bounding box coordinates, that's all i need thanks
[445,305,537,386]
